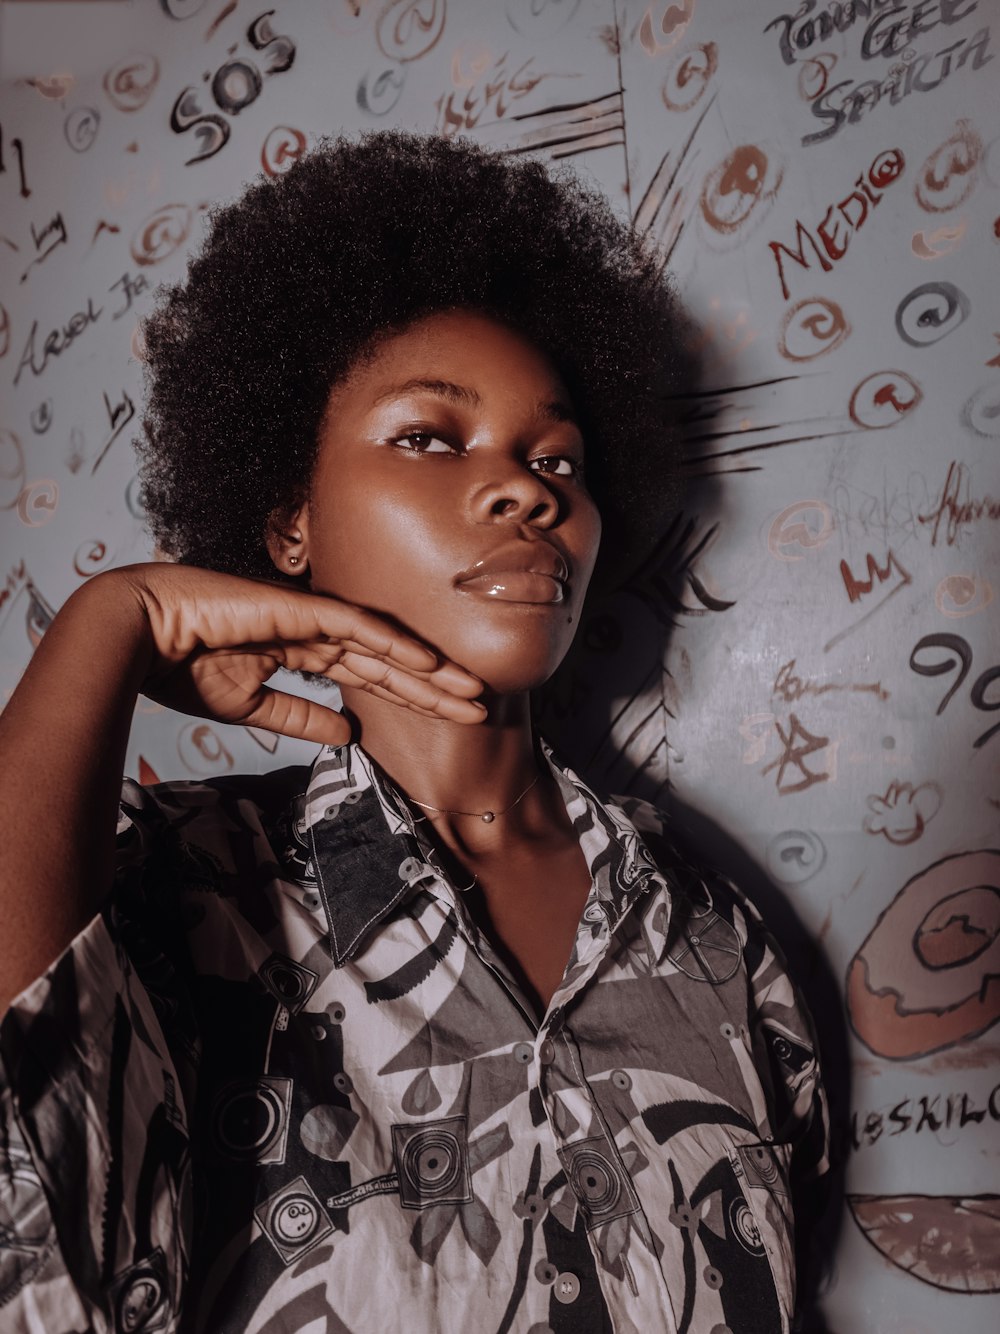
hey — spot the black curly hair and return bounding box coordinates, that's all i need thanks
[137,129,688,583]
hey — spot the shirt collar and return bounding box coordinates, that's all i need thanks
[301,740,667,967]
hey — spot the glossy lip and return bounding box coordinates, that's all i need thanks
[454,540,570,605]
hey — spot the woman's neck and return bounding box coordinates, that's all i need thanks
[340,686,560,854]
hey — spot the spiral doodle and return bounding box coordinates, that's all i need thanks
[357,64,406,116]
[261,126,308,178]
[160,0,206,17]
[916,120,983,214]
[178,721,234,775]
[779,296,850,362]
[130,204,192,268]
[73,540,114,579]
[16,480,59,528]
[64,106,101,153]
[376,0,446,63]
[895,282,969,348]
[867,148,906,191]
[661,43,717,113]
[960,384,1000,440]
[849,370,922,430]
[102,54,160,113]
[700,144,783,237]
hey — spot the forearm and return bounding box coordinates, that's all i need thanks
[0,570,152,1011]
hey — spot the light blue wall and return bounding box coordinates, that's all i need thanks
[1,1,997,1325]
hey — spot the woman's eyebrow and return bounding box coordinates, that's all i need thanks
[371,378,481,408]
[372,377,578,425]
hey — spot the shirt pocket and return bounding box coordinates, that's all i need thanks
[728,1137,796,1333]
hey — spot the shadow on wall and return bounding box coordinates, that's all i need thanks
[537,317,848,1330]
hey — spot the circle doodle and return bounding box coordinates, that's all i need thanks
[505,0,582,38]
[261,126,307,177]
[64,106,101,152]
[700,145,783,237]
[73,540,114,579]
[0,429,25,510]
[661,43,717,113]
[376,0,446,63]
[130,204,192,268]
[935,574,993,619]
[212,58,262,116]
[916,121,983,214]
[357,63,406,116]
[849,370,922,430]
[766,830,826,884]
[161,0,205,15]
[847,850,1000,1059]
[29,401,53,435]
[895,281,969,348]
[779,297,850,362]
[103,53,160,113]
[125,474,147,520]
[16,480,59,527]
[766,500,834,561]
[960,383,1000,440]
[178,721,234,775]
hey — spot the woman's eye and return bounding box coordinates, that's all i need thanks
[530,455,579,477]
[394,432,456,454]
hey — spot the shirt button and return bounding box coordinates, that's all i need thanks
[513,1042,533,1065]
[538,1039,555,1065]
[611,1069,631,1091]
[553,1271,580,1304]
[333,1073,353,1093]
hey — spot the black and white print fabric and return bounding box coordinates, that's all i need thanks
[0,741,828,1333]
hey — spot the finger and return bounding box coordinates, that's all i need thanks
[247,634,483,700]
[292,602,452,678]
[357,681,456,721]
[334,637,483,696]
[336,654,487,720]
[243,686,351,746]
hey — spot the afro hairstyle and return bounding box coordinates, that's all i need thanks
[137,129,689,583]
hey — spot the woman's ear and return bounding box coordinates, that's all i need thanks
[265,501,310,577]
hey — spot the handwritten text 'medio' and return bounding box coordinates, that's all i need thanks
[768,147,904,301]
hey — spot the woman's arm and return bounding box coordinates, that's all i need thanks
[0,563,484,1013]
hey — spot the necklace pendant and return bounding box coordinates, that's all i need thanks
[481,811,495,823]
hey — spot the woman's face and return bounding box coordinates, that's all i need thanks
[281,309,602,693]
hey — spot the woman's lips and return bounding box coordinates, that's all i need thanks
[456,571,566,604]
[455,541,569,605]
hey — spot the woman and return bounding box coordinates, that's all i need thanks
[0,132,827,1333]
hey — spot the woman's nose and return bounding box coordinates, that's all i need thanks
[470,460,560,527]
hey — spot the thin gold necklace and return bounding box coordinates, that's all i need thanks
[409,771,543,824]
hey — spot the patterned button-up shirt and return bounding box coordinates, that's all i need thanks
[0,741,828,1333]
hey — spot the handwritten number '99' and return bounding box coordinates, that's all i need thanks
[169,12,295,166]
[909,633,1000,748]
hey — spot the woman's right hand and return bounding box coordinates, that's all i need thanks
[113,562,486,746]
